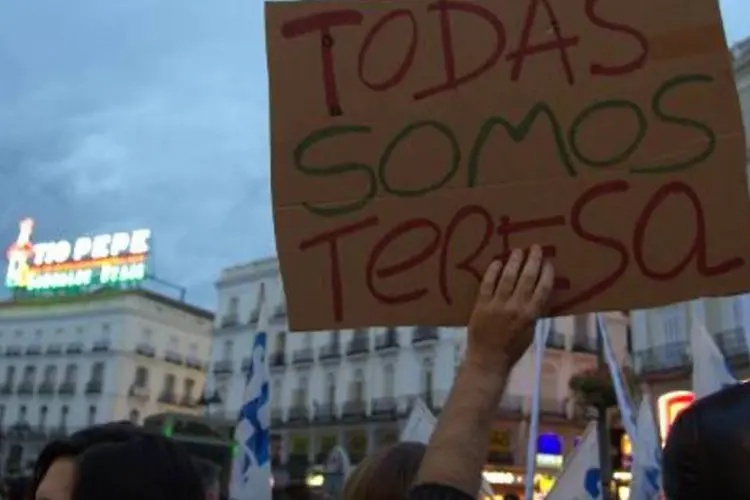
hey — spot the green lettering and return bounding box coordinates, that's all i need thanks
[631,73,716,174]
[467,103,577,187]
[569,99,647,168]
[293,125,376,217]
[378,120,460,197]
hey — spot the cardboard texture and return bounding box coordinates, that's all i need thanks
[265,0,750,331]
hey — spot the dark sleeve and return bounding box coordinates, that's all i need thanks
[410,484,476,500]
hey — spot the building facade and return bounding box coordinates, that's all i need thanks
[208,258,629,495]
[0,290,213,475]
[629,39,750,443]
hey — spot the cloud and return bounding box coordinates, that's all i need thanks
[0,0,275,307]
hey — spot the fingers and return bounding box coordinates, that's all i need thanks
[512,245,543,301]
[494,248,524,301]
[478,260,503,301]
[529,259,555,316]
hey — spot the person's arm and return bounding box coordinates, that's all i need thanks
[411,246,554,499]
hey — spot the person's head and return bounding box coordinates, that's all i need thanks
[663,383,750,499]
[71,433,204,500]
[33,421,146,500]
[342,442,426,500]
[193,458,221,500]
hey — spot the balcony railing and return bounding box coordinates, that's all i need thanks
[65,343,84,355]
[287,405,311,423]
[220,315,239,328]
[38,381,56,395]
[128,384,150,400]
[546,331,566,350]
[346,337,369,356]
[371,397,397,415]
[271,408,284,425]
[632,341,690,375]
[186,356,204,371]
[314,403,337,423]
[17,381,34,395]
[158,391,177,405]
[165,350,184,365]
[26,344,42,356]
[293,348,315,365]
[571,335,597,353]
[0,382,13,395]
[85,380,103,395]
[135,343,155,357]
[212,359,233,375]
[46,344,63,355]
[269,351,286,368]
[341,399,367,418]
[714,327,748,368]
[271,305,287,323]
[375,329,399,351]
[318,343,342,362]
[412,326,439,345]
[5,346,22,356]
[92,340,111,353]
[58,382,76,395]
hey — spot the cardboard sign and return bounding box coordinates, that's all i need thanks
[265,0,750,331]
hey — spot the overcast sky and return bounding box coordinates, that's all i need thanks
[0,0,747,310]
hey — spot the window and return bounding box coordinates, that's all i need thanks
[163,374,176,394]
[18,405,27,422]
[5,366,16,384]
[34,329,43,340]
[272,379,283,408]
[228,296,239,317]
[129,409,140,424]
[421,359,433,395]
[351,369,365,402]
[135,366,149,387]
[662,306,686,343]
[91,362,105,382]
[23,365,37,384]
[43,365,57,384]
[276,332,287,353]
[87,405,97,426]
[383,364,395,398]
[222,340,233,360]
[183,378,195,399]
[39,405,48,427]
[64,364,78,384]
[326,374,336,404]
[733,298,743,327]
[60,405,69,428]
[0,405,5,426]
[295,376,308,406]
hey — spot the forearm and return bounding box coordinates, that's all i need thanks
[414,362,509,495]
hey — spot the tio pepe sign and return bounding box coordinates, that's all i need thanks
[265,0,750,330]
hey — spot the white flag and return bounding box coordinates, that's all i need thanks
[630,399,662,500]
[545,423,601,500]
[691,321,737,399]
[229,330,272,500]
[524,319,552,500]
[401,398,494,499]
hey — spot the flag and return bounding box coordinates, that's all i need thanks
[690,320,737,399]
[400,398,494,499]
[523,318,552,500]
[630,398,662,500]
[545,422,601,500]
[229,330,272,500]
[597,314,637,441]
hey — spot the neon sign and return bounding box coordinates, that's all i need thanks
[657,390,695,442]
[5,218,151,292]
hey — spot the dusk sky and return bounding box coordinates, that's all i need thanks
[0,0,748,309]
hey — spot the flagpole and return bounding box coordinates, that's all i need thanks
[596,322,612,500]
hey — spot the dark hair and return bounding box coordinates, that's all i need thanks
[5,477,31,500]
[343,442,426,500]
[72,433,204,500]
[193,457,220,492]
[31,421,147,495]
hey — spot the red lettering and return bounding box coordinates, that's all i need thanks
[366,219,441,305]
[281,10,364,116]
[439,206,494,305]
[413,0,506,101]
[633,181,744,280]
[298,216,378,322]
[358,10,418,91]
[496,215,571,290]
[506,0,580,84]
[551,180,630,314]
[585,0,649,76]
